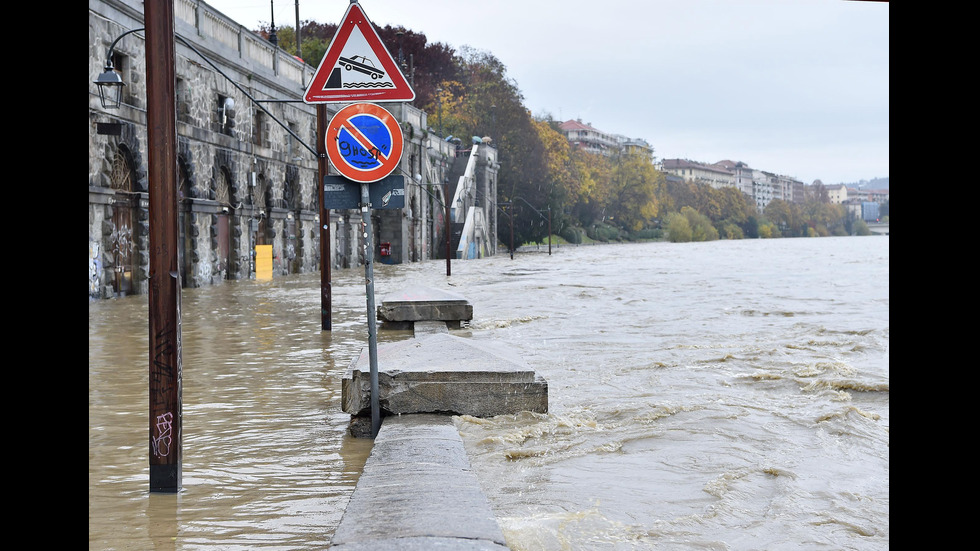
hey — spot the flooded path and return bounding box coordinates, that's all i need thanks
[90,236,888,550]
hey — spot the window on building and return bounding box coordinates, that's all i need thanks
[109,52,131,106]
[217,94,235,135]
[253,110,265,146]
[287,121,298,160]
[176,78,190,122]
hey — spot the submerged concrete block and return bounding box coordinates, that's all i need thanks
[341,333,548,420]
[377,286,473,328]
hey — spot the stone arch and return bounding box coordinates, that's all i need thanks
[214,165,232,206]
[106,144,139,295]
[284,165,299,210]
[176,152,196,288]
[284,166,301,273]
[255,174,270,246]
[212,165,233,280]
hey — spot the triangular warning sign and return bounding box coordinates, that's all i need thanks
[303,2,415,104]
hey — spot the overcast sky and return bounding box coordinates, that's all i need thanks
[203,0,889,185]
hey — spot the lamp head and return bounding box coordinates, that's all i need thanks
[94,62,125,109]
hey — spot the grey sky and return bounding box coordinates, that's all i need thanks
[203,0,889,185]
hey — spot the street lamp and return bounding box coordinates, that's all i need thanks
[93,28,316,157]
[93,27,144,109]
[93,63,125,109]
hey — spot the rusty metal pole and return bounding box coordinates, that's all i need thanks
[144,0,182,493]
[317,104,332,330]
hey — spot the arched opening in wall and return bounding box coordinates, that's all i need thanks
[177,158,193,288]
[285,169,300,274]
[109,145,138,296]
[410,194,418,262]
[255,175,269,246]
[215,166,232,280]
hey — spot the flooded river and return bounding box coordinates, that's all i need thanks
[89,236,889,550]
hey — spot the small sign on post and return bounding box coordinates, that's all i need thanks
[324,174,405,210]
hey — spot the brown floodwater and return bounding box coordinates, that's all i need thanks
[90,236,889,550]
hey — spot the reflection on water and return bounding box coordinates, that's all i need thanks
[90,236,888,550]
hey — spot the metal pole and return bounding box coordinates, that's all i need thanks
[317,104,331,330]
[445,178,451,275]
[509,207,514,260]
[294,0,301,60]
[360,184,381,437]
[144,0,182,493]
[548,207,552,255]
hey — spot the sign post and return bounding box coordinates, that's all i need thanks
[359,182,382,437]
[306,1,414,436]
[325,102,405,437]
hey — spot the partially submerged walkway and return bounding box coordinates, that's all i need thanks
[328,414,509,550]
[329,285,548,550]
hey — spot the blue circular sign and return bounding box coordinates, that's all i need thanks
[326,103,404,183]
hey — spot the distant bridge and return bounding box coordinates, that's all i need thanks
[867,223,889,235]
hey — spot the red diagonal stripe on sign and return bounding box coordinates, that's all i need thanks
[339,116,391,163]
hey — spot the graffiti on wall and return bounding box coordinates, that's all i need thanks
[90,241,103,295]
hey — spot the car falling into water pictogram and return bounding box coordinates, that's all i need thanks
[338,55,385,79]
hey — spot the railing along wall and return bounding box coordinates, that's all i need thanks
[172,0,310,95]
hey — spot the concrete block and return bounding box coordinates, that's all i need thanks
[341,333,548,419]
[377,286,473,325]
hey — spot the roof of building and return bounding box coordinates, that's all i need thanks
[559,119,601,132]
[662,158,733,175]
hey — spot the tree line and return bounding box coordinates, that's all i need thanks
[263,21,885,247]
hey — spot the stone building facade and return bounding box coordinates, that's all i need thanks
[89,0,495,299]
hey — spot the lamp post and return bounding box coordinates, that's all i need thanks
[268,0,278,48]
[514,196,552,255]
[445,176,452,274]
[435,87,451,275]
[499,201,514,260]
[137,0,182,493]
[294,0,302,60]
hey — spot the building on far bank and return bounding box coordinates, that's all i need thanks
[558,119,619,156]
[660,158,735,189]
[826,184,848,204]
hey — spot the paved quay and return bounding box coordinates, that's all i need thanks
[330,285,548,550]
[328,414,509,550]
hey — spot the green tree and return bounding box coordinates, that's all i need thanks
[852,219,871,236]
[665,211,692,242]
[605,152,663,232]
[683,206,719,241]
[567,147,612,228]
[764,199,800,236]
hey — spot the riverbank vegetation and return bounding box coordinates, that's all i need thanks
[263,22,888,249]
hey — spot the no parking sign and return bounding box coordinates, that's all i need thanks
[326,103,403,183]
